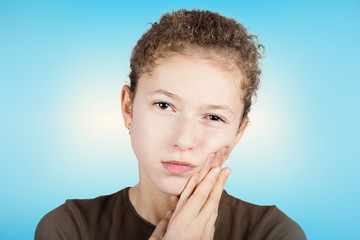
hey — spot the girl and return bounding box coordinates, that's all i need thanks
[35,9,306,240]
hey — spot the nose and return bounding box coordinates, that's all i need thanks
[172,115,200,152]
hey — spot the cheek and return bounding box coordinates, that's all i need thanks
[200,128,237,159]
[130,109,171,162]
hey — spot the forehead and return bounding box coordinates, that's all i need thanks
[141,54,243,97]
[137,54,245,113]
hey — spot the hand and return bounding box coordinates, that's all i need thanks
[149,147,231,240]
[168,147,229,212]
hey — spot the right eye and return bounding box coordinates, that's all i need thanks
[154,102,172,110]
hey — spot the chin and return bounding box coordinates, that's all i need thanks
[156,176,189,196]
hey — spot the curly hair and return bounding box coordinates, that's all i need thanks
[129,9,264,127]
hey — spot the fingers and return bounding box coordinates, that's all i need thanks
[178,172,199,202]
[171,173,199,217]
[196,154,214,186]
[162,149,231,240]
[171,146,229,223]
[200,211,217,240]
[198,167,231,221]
[214,146,228,167]
[196,147,228,187]
[182,166,222,218]
[149,211,172,240]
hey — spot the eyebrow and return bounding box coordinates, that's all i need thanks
[147,89,181,101]
[147,89,234,114]
[205,105,235,114]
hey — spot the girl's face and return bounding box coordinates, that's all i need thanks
[122,54,246,196]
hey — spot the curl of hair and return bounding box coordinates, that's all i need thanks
[129,9,264,124]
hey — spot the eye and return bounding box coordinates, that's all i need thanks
[206,115,224,122]
[154,102,172,110]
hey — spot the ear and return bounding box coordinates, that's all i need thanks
[121,85,133,130]
[233,117,249,147]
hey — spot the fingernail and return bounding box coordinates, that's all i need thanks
[208,154,215,163]
[220,147,227,156]
[225,168,231,177]
[213,167,221,176]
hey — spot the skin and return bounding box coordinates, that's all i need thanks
[121,54,247,239]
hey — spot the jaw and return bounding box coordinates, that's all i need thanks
[129,167,174,225]
[138,164,190,196]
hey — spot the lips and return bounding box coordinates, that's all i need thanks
[162,161,195,175]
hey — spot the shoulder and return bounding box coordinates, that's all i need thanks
[65,188,126,220]
[35,200,83,240]
[264,205,307,240]
[215,190,306,240]
[35,188,126,240]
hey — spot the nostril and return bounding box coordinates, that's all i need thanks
[172,119,199,151]
[173,135,197,152]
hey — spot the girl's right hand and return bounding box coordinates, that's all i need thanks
[149,147,231,240]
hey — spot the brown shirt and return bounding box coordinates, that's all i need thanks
[35,188,306,240]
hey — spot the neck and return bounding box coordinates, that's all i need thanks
[129,177,172,225]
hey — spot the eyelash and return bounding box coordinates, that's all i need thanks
[206,115,225,122]
[153,101,225,123]
[154,102,173,110]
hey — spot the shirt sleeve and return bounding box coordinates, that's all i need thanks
[34,201,84,240]
[262,206,307,240]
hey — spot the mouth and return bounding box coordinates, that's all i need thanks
[162,161,196,175]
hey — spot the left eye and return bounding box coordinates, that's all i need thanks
[206,115,223,122]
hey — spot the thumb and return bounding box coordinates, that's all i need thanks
[148,211,172,240]
[169,196,179,212]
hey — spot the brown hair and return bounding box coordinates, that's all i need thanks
[129,9,264,128]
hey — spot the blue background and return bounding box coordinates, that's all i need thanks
[1,0,359,239]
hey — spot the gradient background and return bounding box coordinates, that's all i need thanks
[1,0,359,239]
